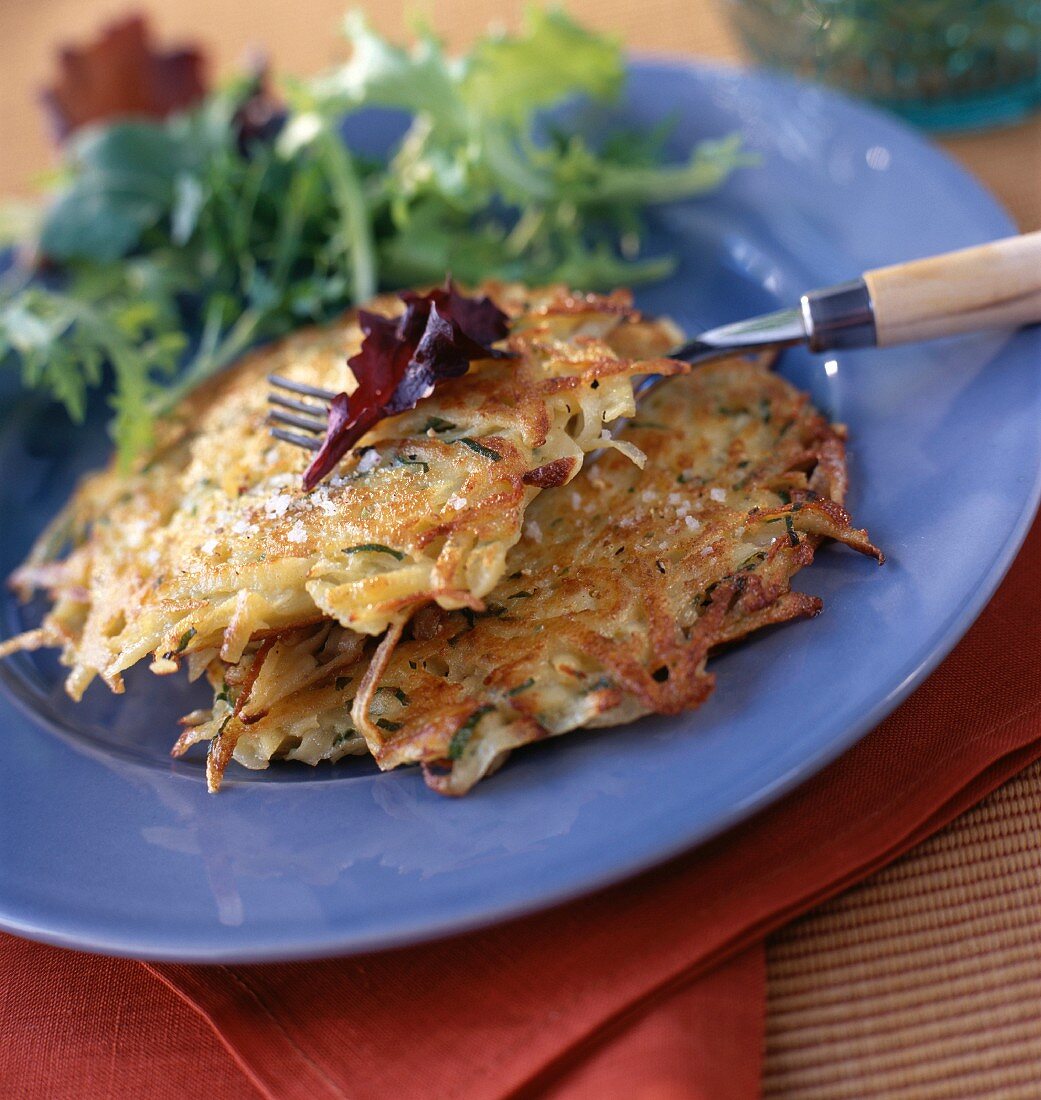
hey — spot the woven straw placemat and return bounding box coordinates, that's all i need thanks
[765,758,1041,1098]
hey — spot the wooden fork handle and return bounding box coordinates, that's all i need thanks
[863,231,1041,347]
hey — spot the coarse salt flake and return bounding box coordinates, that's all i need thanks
[287,521,307,544]
[684,516,702,532]
[308,488,338,515]
[709,487,726,502]
[264,493,293,519]
[356,450,382,474]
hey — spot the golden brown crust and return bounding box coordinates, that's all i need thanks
[6,284,686,701]
[185,352,881,794]
[522,457,579,488]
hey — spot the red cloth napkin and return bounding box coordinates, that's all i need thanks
[4,510,1041,1099]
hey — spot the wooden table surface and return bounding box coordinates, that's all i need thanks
[3,2,1041,1095]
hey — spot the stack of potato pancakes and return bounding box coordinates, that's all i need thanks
[3,284,880,794]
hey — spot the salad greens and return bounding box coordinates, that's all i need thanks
[0,10,753,463]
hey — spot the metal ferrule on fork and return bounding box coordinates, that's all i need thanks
[800,279,877,352]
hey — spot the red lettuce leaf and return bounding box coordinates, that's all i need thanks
[399,282,510,348]
[302,281,512,489]
[42,15,207,141]
[232,57,285,155]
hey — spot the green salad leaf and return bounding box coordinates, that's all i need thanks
[0,10,755,464]
[461,10,622,122]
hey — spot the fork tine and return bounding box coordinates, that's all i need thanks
[266,409,327,433]
[270,427,321,451]
[267,373,338,402]
[267,392,329,417]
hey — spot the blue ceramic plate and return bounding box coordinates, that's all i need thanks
[2,61,1039,962]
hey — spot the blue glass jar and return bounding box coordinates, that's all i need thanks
[725,0,1041,130]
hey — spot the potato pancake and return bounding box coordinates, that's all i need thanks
[3,284,684,699]
[173,353,882,794]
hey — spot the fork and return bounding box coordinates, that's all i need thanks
[268,231,1041,461]
[266,375,339,452]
